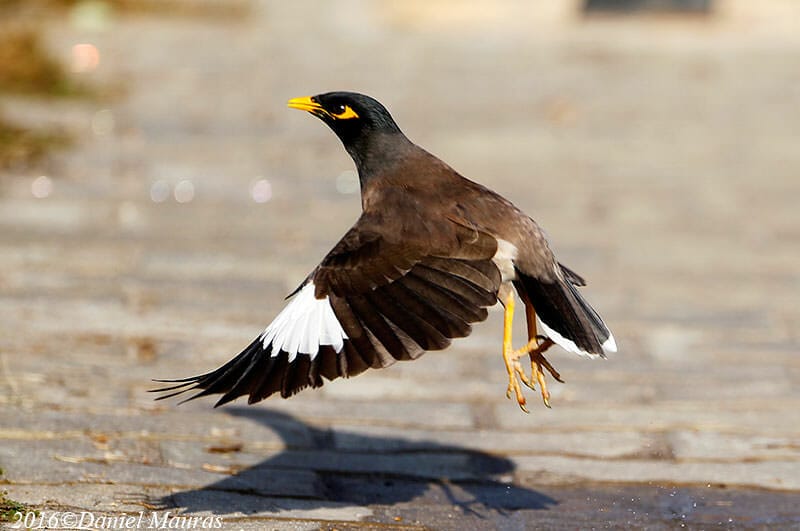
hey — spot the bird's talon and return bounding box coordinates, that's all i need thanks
[512,361,534,390]
[518,368,536,390]
[505,368,529,411]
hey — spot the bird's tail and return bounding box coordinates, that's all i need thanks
[514,270,616,358]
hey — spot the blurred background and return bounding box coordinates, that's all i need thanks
[1,0,799,527]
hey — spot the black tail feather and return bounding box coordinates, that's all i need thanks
[515,269,612,357]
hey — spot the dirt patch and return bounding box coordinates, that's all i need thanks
[0,115,71,169]
[0,27,86,97]
[0,23,79,168]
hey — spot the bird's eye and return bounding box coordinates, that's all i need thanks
[329,104,359,120]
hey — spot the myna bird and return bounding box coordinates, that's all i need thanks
[154,91,616,412]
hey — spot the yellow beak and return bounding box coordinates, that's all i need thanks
[287,96,323,113]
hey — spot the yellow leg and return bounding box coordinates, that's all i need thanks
[501,290,530,413]
[501,290,566,412]
[521,301,563,408]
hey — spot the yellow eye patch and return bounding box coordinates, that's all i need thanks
[331,105,359,120]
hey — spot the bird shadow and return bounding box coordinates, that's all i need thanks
[155,406,556,518]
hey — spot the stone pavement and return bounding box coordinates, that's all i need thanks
[1,1,799,529]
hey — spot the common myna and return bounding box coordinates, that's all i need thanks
[155,92,616,412]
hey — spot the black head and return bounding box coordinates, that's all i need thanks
[288,92,406,171]
[288,91,401,138]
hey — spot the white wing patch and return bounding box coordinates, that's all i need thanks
[259,282,347,362]
[537,316,617,359]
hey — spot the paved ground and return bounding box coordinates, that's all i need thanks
[1,1,799,529]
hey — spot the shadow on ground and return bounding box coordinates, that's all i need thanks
[159,407,556,517]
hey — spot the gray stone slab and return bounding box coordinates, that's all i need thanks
[2,484,173,514]
[668,430,800,461]
[159,440,267,469]
[245,449,512,482]
[1,485,336,530]
[511,455,800,490]
[0,439,322,498]
[493,400,800,436]
[0,407,313,448]
[331,424,652,458]
[0,438,105,483]
[239,399,476,430]
[168,489,373,522]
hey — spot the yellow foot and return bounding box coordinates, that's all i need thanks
[504,351,533,413]
[499,290,562,412]
[531,345,563,407]
[507,337,563,408]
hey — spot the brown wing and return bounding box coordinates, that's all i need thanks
[313,210,501,365]
[153,213,502,406]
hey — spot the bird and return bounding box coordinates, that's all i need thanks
[153,91,616,412]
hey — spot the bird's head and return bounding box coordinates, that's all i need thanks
[288,92,405,170]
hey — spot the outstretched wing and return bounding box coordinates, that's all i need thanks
[153,213,502,406]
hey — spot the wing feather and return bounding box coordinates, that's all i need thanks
[152,213,503,405]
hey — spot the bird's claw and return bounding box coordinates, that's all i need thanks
[512,359,536,390]
[505,359,530,413]
[504,339,562,410]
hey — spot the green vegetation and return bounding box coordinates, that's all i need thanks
[0,468,37,523]
[0,490,30,522]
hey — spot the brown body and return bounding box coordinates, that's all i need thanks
[357,136,556,282]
